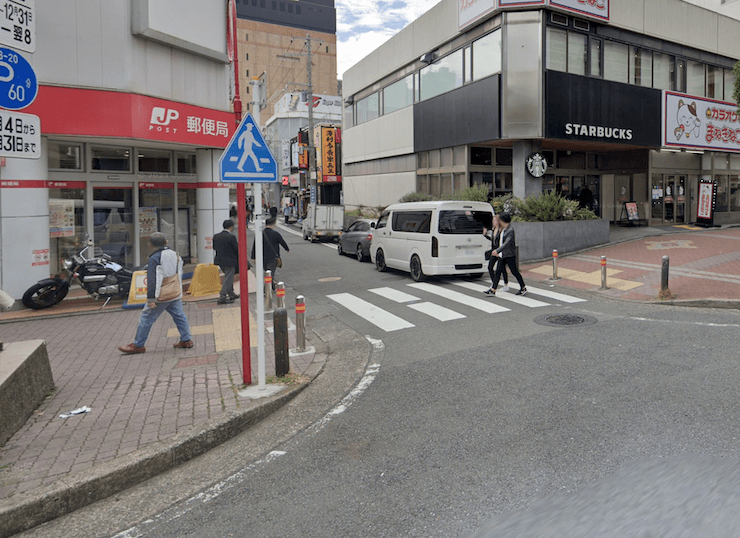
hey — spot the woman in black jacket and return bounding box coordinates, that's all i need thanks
[483,214,509,292]
[485,213,527,297]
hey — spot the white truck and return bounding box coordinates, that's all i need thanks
[302,204,345,242]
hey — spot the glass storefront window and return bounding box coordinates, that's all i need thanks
[420,49,463,101]
[139,185,175,250]
[676,59,687,93]
[653,53,674,90]
[383,74,414,114]
[687,61,705,97]
[138,149,171,173]
[715,174,728,212]
[93,187,134,267]
[546,27,567,72]
[495,148,512,166]
[630,47,652,87]
[731,175,740,212]
[463,46,472,83]
[472,29,502,80]
[706,65,722,99]
[725,68,736,103]
[604,41,628,83]
[495,172,512,194]
[356,93,379,124]
[589,38,602,77]
[542,174,555,193]
[91,146,131,172]
[471,147,491,166]
[178,187,197,263]
[49,184,86,275]
[176,153,196,174]
[568,32,587,76]
[48,141,83,170]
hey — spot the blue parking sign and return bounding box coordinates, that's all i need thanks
[219,114,278,183]
[0,47,37,110]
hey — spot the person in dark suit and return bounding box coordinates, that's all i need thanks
[213,219,239,305]
[251,217,289,288]
[486,212,527,297]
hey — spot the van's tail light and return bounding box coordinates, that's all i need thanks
[366,233,373,241]
[432,236,438,257]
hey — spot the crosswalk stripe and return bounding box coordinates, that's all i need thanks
[453,282,550,308]
[369,287,421,303]
[407,301,466,321]
[503,283,587,303]
[328,293,415,332]
[407,282,510,314]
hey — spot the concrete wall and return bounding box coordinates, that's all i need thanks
[343,107,414,164]
[35,0,230,110]
[514,219,611,261]
[343,171,416,209]
[0,341,54,446]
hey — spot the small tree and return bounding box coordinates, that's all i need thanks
[452,184,489,202]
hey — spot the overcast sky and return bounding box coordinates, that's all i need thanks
[335,0,440,79]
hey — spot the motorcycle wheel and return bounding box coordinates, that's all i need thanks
[21,282,69,310]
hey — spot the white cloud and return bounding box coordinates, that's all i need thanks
[336,0,441,79]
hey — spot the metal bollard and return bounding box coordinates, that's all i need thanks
[661,255,670,292]
[601,256,607,289]
[273,307,290,377]
[264,270,273,311]
[275,281,286,309]
[552,249,559,280]
[295,295,306,352]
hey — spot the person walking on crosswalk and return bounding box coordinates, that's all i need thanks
[485,212,527,297]
[484,214,509,293]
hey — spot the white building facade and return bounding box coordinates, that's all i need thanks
[0,0,236,300]
[342,0,740,225]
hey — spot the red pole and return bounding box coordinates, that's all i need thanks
[230,1,250,384]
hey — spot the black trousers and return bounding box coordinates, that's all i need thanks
[488,256,508,284]
[492,256,525,290]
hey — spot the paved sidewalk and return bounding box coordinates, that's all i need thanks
[0,271,322,538]
[520,224,740,306]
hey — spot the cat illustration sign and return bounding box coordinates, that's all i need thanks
[219,114,278,183]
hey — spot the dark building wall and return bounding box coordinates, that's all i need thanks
[413,75,500,152]
[236,0,336,34]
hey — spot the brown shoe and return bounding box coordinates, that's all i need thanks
[118,343,146,354]
[174,339,194,349]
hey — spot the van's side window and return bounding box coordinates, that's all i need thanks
[376,212,390,229]
[438,210,488,234]
[392,211,432,233]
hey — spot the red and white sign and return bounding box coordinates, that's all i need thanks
[31,248,49,267]
[697,182,714,220]
[550,0,608,21]
[662,91,740,153]
[24,86,235,148]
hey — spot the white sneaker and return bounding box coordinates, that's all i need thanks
[501,285,510,292]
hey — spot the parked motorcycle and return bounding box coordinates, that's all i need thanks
[22,244,133,310]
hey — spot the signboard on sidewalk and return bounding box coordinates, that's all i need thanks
[696,179,716,227]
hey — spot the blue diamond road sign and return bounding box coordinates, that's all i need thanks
[0,47,37,110]
[219,114,277,183]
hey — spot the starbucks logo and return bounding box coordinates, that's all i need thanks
[526,152,547,178]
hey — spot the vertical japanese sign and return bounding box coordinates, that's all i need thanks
[321,126,340,182]
[49,199,75,237]
[696,179,716,227]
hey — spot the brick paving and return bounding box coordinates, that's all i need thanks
[0,285,316,503]
[521,225,740,303]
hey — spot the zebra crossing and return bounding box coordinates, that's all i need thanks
[327,280,586,333]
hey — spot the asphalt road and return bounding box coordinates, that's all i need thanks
[19,223,740,538]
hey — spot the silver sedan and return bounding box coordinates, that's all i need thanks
[337,219,375,262]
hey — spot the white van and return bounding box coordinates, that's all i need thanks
[370,201,494,281]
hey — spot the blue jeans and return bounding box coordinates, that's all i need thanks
[134,299,192,347]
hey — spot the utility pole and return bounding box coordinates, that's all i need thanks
[306,34,318,205]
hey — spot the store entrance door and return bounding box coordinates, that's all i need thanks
[650,174,686,225]
[92,185,134,267]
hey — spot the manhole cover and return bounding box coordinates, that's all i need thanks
[533,313,597,328]
[546,314,585,325]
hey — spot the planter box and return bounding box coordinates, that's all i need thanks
[513,219,610,262]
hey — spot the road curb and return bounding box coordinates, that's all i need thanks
[0,356,326,538]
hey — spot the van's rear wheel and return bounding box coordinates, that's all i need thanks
[410,255,425,282]
[375,249,387,272]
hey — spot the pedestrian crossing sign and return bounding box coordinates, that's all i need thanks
[219,114,278,183]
